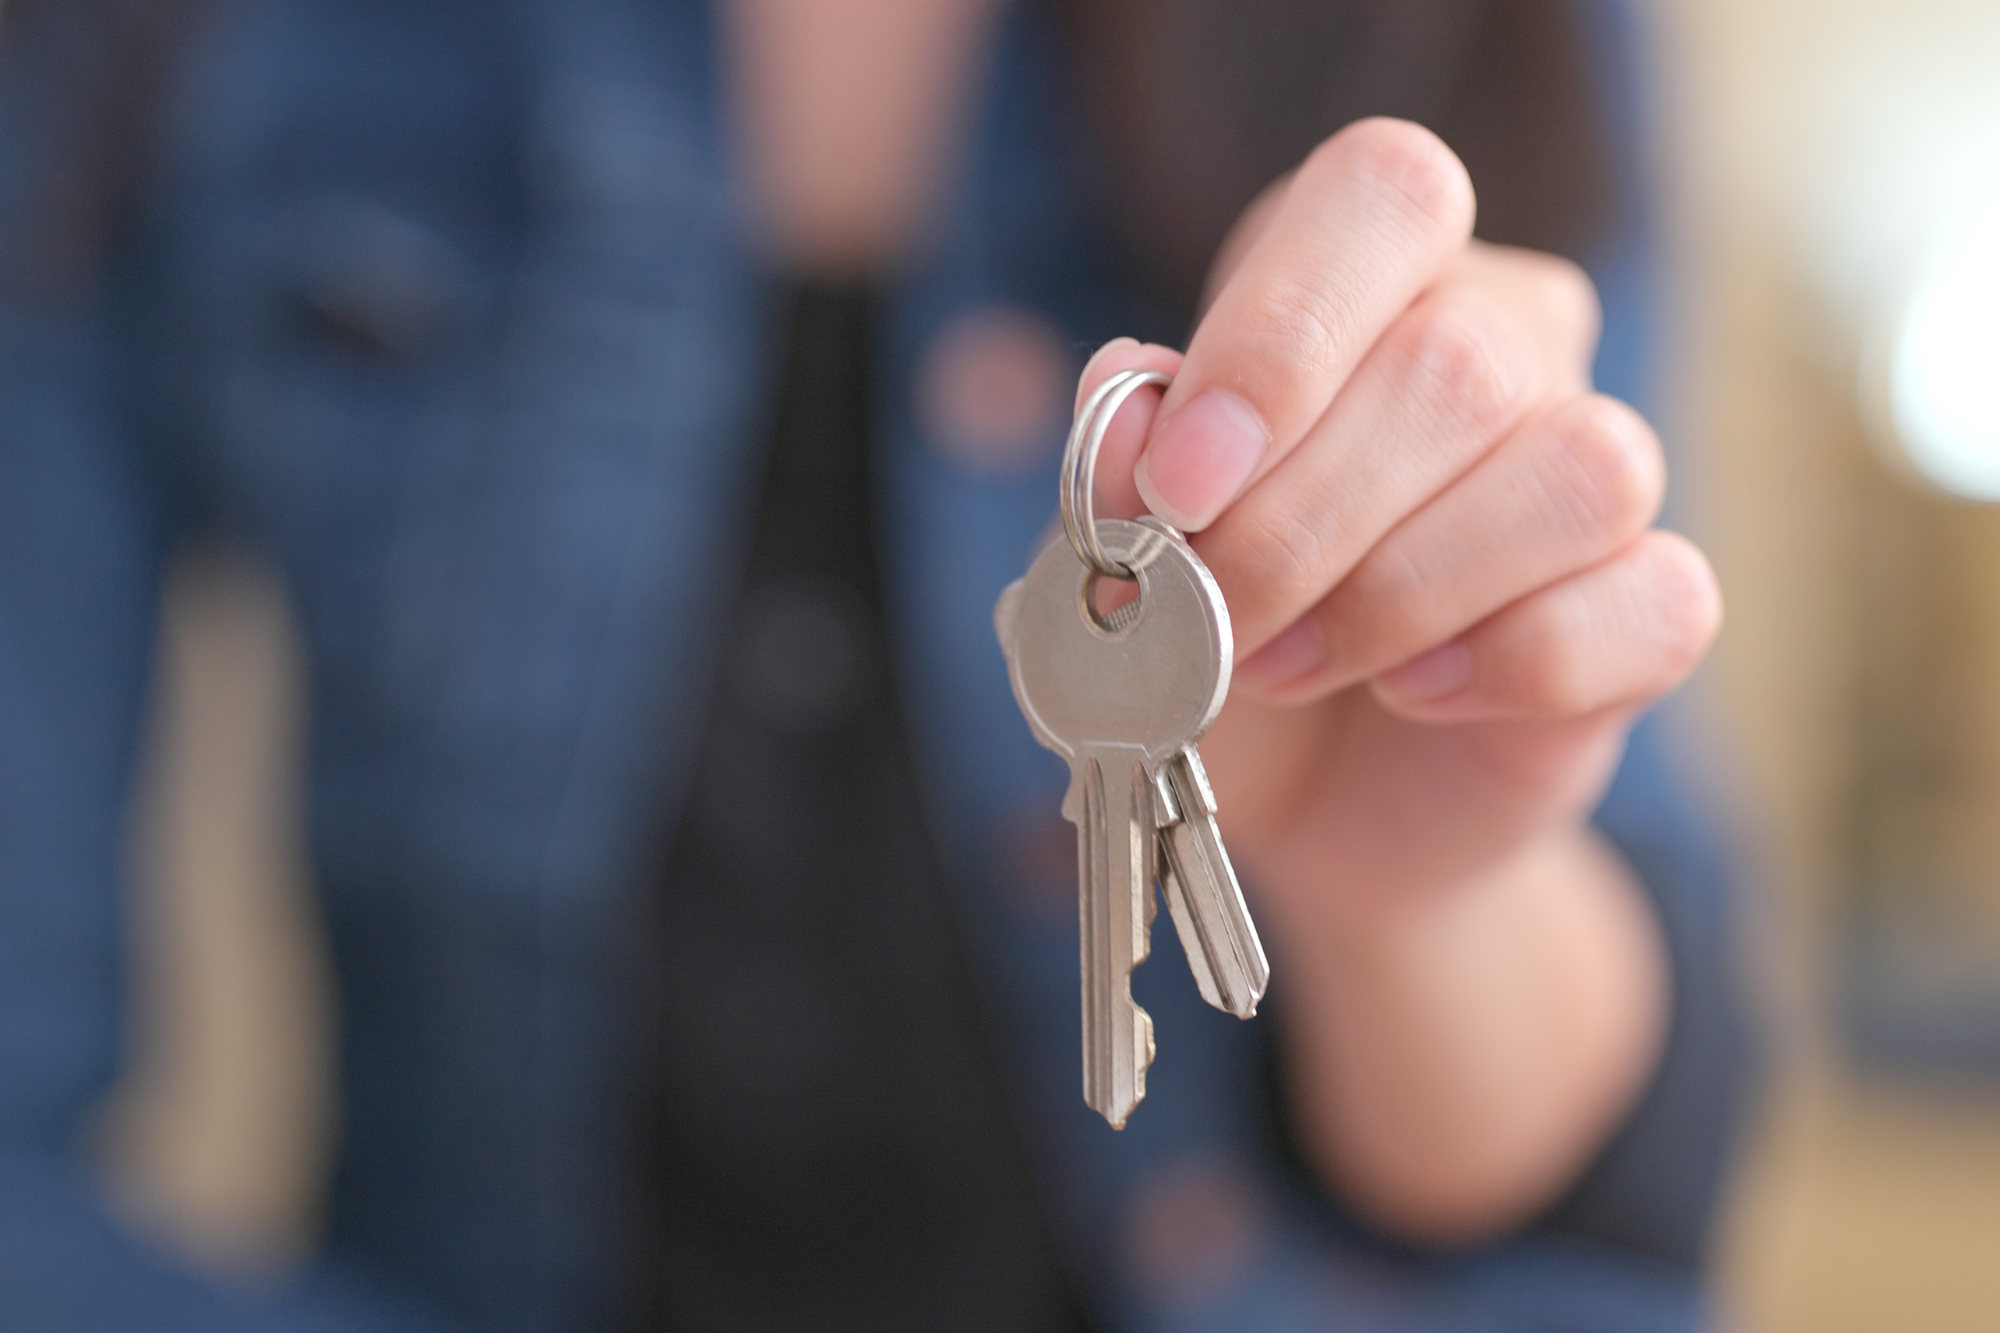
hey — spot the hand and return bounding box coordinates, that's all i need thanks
[1077,119,1717,1240]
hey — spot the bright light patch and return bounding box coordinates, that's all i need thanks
[1882,197,2000,500]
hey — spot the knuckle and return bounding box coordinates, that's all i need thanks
[1395,292,1536,436]
[1344,544,1428,641]
[1513,595,1597,716]
[1495,533,1723,718]
[1226,502,1332,614]
[1641,533,1724,675]
[1238,268,1356,378]
[1520,251,1603,345]
[1320,118,1475,245]
[1554,396,1665,541]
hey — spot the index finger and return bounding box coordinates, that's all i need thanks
[1132,118,1475,532]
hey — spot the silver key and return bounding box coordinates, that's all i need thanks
[1066,741,1157,1127]
[996,516,1263,1126]
[1155,745,1269,1019]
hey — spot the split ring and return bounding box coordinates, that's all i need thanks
[1061,368,1173,579]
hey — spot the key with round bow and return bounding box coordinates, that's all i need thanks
[993,370,1270,1128]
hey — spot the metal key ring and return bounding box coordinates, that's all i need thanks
[1061,368,1173,579]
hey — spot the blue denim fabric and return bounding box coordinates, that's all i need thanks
[0,1,1749,1329]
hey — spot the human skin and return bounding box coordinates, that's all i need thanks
[728,0,1714,1246]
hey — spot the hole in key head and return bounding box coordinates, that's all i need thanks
[1082,568,1142,635]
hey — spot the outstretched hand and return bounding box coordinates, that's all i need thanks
[1080,117,1716,935]
[1077,118,1716,1240]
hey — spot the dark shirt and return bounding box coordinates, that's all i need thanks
[635,280,1092,1331]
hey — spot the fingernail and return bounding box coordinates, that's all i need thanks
[1135,389,1270,531]
[1375,641,1472,704]
[1237,617,1324,690]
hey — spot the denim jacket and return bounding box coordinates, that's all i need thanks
[0,1,1749,1329]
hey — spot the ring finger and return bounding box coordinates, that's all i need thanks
[1232,393,1666,704]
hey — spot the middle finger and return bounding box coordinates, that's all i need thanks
[1195,280,1552,653]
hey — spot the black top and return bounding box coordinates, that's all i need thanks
[631,280,1094,1332]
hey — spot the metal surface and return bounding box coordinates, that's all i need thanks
[996,516,1267,1127]
[1157,747,1268,1020]
[1061,370,1173,580]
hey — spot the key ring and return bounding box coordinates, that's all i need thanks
[1061,368,1173,579]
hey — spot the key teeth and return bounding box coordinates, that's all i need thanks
[1098,1003,1154,1130]
[1084,989,1154,1129]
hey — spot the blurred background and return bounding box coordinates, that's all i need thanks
[85,0,2000,1327]
[1664,0,2000,1328]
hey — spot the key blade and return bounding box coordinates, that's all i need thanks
[1148,762,1228,1009]
[1159,857,1226,1013]
[1158,747,1269,1019]
[1075,746,1156,1128]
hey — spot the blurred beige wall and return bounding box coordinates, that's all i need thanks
[1660,0,2000,1329]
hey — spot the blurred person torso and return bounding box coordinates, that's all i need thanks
[0,1,1751,1330]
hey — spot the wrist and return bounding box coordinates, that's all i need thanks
[1263,824,1672,1242]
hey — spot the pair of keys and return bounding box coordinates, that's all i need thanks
[995,370,1270,1129]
